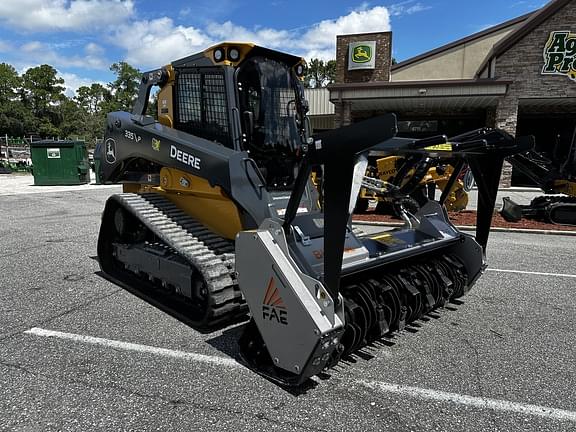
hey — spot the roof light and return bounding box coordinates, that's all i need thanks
[228,47,241,61]
[213,48,225,62]
[296,63,305,77]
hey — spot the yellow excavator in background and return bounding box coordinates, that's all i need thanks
[356,154,470,215]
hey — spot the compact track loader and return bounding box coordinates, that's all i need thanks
[97,43,531,386]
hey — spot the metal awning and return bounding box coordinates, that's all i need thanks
[328,79,510,112]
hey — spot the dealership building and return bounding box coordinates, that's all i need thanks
[307,0,576,186]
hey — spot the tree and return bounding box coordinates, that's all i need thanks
[0,63,29,136]
[74,83,111,145]
[0,63,22,105]
[21,65,65,115]
[58,98,86,139]
[304,58,336,88]
[108,62,141,112]
[75,83,110,114]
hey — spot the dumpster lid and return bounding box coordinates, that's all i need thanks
[31,140,84,148]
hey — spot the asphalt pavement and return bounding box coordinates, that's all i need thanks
[1,184,575,431]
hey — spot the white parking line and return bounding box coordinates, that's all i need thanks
[25,327,576,423]
[488,268,576,279]
[24,327,240,368]
[358,380,576,423]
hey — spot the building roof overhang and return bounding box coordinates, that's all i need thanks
[328,79,511,111]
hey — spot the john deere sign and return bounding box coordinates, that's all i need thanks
[542,31,576,82]
[348,41,376,70]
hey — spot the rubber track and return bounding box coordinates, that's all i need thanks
[113,192,244,318]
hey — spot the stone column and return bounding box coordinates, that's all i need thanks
[493,95,519,188]
[334,101,352,128]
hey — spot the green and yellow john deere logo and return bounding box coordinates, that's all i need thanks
[542,31,576,82]
[352,45,372,63]
[152,138,161,151]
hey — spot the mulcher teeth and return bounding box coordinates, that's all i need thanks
[340,254,469,356]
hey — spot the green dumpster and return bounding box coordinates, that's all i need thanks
[30,140,90,185]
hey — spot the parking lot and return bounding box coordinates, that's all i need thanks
[1,184,575,431]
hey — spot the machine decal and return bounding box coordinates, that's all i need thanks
[262,277,287,325]
[152,138,161,152]
[124,130,142,143]
[542,31,576,82]
[170,145,201,170]
[372,233,406,246]
[425,143,453,151]
[161,99,169,114]
[105,138,116,164]
[179,177,190,188]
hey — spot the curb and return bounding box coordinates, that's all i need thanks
[497,187,541,192]
[352,220,576,236]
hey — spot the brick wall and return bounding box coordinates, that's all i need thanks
[495,1,576,103]
[492,0,576,186]
[335,32,392,84]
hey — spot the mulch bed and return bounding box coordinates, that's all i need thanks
[353,210,576,231]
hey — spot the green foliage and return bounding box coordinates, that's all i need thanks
[108,62,141,112]
[0,60,143,148]
[304,58,336,88]
[0,63,22,105]
[22,65,65,114]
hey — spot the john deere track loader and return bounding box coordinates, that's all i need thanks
[97,43,532,386]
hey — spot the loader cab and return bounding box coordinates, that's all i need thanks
[166,44,309,191]
[235,51,309,190]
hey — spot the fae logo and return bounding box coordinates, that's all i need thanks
[542,31,576,82]
[352,45,372,63]
[262,277,288,325]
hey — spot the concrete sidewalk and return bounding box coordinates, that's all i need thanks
[466,187,543,211]
[0,172,121,196]
[0,172,546,210]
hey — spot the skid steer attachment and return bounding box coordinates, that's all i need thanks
[235,122,533,385]
[95,42,532,386]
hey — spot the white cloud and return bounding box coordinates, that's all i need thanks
[112,17,211,68]
[299,6,391,59]
[204,21,289,49]
[15,41,108,70]
[59,71,106,97]
[0,0,134,31]
[85,42,104,56]
[22,41,44,52]
[112,5,391,67]
[388,1,431,16]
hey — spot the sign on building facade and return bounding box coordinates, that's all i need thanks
[348,41,376,70]
[542,31,576,82]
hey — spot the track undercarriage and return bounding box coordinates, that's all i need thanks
[97,193,246,329]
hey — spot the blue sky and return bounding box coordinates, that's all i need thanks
[0,0,547,96]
